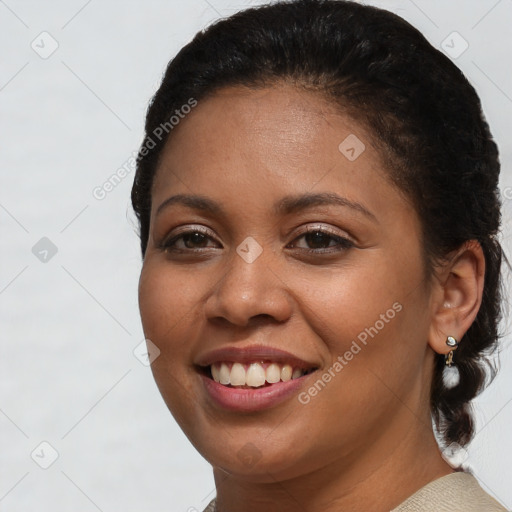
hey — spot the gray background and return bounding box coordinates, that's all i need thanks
[1,0,511,510]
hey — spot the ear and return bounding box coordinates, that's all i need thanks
[428,240,485,356]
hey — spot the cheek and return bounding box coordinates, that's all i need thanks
[139,260,198,336]
[137,260,205,380]
[137,261,206,426]
[298,247,428,355]
[301,250,431,407]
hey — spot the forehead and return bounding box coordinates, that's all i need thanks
[155,84,381,183]
[150,83,410,227]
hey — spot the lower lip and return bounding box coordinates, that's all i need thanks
[200,373,313,412]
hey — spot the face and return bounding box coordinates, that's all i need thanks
[138,83,435,482]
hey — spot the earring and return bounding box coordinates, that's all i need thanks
[443,336,460,388]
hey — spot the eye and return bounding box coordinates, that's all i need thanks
[158,224,354,254]
[160,226,220,252]
[288,226,354,253]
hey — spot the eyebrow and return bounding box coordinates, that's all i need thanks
[156,192,377,222]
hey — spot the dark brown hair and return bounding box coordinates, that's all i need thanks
[131,0,506,448]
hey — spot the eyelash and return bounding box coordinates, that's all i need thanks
[159,225,355,254]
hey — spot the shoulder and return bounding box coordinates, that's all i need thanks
[392,472,509,512]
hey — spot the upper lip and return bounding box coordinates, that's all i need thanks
[195,344,319,370]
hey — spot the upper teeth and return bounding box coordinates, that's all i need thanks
[211,362,308,388]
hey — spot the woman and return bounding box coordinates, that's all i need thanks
[130,0,509,510]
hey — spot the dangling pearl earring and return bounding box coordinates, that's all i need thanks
[443,336,460,388]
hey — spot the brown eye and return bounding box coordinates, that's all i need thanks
[304,231,335,249]
[180,232,210,249]
[160,227,220,252]
[289,227,354,253]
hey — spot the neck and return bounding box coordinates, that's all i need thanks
[211,418,454,512]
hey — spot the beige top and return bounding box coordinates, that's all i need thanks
[201,472,509,511]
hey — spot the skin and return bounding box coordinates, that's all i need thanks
[138,83,485,512]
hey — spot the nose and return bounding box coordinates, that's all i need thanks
[204,244,293,328]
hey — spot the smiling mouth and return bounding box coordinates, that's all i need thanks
[198,361,318,389]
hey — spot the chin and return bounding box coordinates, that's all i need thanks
[192,432,319,483]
